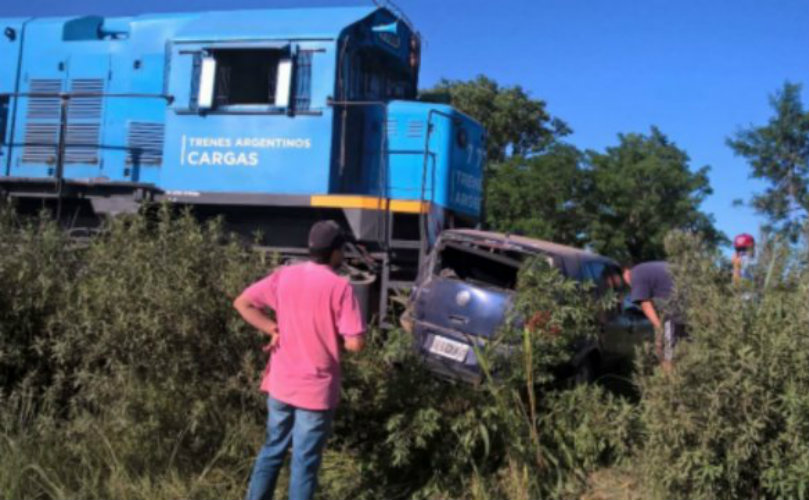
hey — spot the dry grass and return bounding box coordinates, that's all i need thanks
[580,467,649,500]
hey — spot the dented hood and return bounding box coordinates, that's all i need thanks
[414,276,514,339]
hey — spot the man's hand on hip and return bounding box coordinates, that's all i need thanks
[262,332,280,353]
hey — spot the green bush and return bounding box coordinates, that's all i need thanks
[332,261,639,500]
[466,260,638,499]
[0,204,273,499]
[635,231,809,500]
[0,205,77,398]
[22,203,809,500]
[49,206,271,469]
[0,207,640,500]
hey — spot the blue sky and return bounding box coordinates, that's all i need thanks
[3,0,808,246]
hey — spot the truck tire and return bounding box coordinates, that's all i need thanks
[570,354,598,386]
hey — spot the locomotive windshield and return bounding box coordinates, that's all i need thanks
[345,48,414,101]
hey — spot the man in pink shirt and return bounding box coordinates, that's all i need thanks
[234,220,366,500]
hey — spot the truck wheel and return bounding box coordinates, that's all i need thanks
[571,355,598,386]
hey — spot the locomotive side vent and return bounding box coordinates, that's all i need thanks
[65,78,103,164]
[126,122,165,166]
[22,79,62,164]
[64,123,101,164]
[406,120,424,138]
[22,123,59,164]
[25,79,62,120]
[67,79,104,120]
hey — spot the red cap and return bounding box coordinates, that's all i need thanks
[734,233,755,250]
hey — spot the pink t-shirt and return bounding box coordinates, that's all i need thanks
[242,262,365,410]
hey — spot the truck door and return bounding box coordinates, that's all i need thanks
[584,261,638,367]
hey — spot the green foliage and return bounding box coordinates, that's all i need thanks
[334,261,639,500]
[635,230,809,499]
[333,330,489,499]
[463,260,638,499]
[728,82,809,240]
[0,205,77,396]
[485,143,589,246]
[50,206,271,468]
[484,125,721,261]
[494,258,605,385]
[421,75,721,260]
[0,213,637,499]
[0,204,271,499]
[585,127,722,262]
[8,205,809,500]
[420,75,570,163]
[0,396,260,500]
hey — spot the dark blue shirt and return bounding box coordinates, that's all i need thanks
[630,261,673,304]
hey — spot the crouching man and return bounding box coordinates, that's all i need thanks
[234,220,366,500]
[623,261,685,372]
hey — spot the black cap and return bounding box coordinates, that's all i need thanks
[308,220,346,251]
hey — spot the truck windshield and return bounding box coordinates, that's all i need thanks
[435,242,525,290]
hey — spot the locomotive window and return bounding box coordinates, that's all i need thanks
[348,50,413,101]
[211,49,283,106]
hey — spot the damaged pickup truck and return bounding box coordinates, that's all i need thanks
[406,229,653,385]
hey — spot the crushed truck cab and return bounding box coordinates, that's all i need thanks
[408,229,654,385]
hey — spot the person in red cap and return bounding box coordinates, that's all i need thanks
[233,220,366,500]
[732,233,756,285]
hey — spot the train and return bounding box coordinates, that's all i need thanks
[0,5,486,323]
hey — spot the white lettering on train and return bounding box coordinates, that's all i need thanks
[186,151,259,166]
[451,170,483,211]
[180,135,312,167]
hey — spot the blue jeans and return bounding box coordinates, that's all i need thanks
[246,396,334,500]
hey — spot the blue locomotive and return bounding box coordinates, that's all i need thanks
[0,5,485,321]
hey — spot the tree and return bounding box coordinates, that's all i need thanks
[421,76,720,262]
[727,82,809,240]
[585,127,721,262]
[485,143,589,245]
[420,75,570,163]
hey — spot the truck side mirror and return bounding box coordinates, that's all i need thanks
[275,59,292,108]
[197,57,217,109]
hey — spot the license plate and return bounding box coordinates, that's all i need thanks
[429,335,470,362]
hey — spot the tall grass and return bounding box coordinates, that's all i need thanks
[3,201,809,500]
